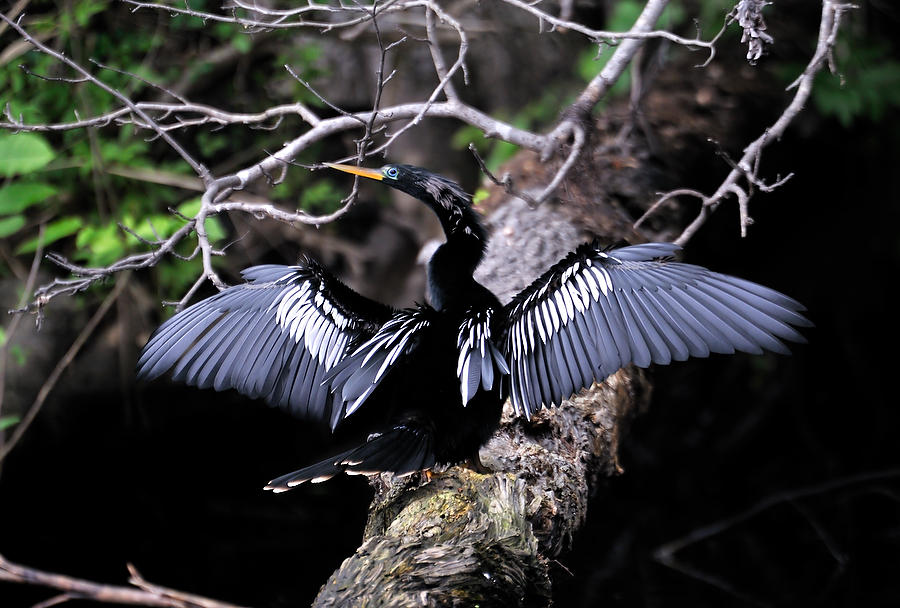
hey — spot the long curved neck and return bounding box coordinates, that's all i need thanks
[426,211,487,311]
[385,166,489,310]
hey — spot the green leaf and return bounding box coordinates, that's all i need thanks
[15,216,83,254]
[0,415,21,431]
[0,182,58,214]
[0,215,26,238]
[485,141,519,173]
[0,133,55,176]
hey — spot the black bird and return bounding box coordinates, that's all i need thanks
[137,163,810,492]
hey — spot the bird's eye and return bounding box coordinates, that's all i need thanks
[383,166,399,179]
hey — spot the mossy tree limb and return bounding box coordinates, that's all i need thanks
[313,369,650,607]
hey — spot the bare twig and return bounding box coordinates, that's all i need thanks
[530,0,669,204]
[468,143,537,205]
[638,1,856,245]
[499,0,722,65]
[0,553,249,608]
[0,12,207,181]
[1,100,320,133]
[0,0,850,317]
[123,0,394,31]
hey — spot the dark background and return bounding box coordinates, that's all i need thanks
[2,2,899,606]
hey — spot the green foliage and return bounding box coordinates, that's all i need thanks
[298,179,344,214]
[772,26,900,128]
[0,132,61,247]
[0,1,324,300]
[15,217,83,254]
[0,183,59,214]
[452,90,568,173]
[576,44,631,98]
[1,324,27,368]
[453,125,520,174]
[811,41,900,127]
[0,133,55,176]
[575,0,734,95]
[0,215,26,238]
[157,255,205,299]
[176,198,227,242]
[693,0,737,39]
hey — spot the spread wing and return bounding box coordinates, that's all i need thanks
[500,241,812,418]
[325,306,433,427]
[137,259,392,422]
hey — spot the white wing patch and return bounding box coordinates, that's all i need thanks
[507,260,614,362]
[504,251,618,417]
[270,269,354,370]
[456,308,510,405]
[326,309,432,423]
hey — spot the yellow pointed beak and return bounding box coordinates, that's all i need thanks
[324,163,383,181]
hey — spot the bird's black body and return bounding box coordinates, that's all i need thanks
[137,163,811,491]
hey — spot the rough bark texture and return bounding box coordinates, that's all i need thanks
[313,371,650,608]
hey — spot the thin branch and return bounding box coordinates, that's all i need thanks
[362,1,470,158]
[122,0,398,31]
[637,1,857,245]
[424,5,458,101]
[0,553,249,608]
[11,219,197,311]
[532,123,586,205]
[653,468,900,600]
[499,0,721,64]
[2,0,849,315]
[468,143,537,206]
[1,100,320,133]
[0,12,208,182]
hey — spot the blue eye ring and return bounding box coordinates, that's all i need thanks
[383,166,399,179]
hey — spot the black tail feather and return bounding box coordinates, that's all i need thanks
[263,424,435,492]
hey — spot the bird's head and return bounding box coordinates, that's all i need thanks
[326,163,485,241]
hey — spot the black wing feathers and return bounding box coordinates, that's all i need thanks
[502,241,811,418]
[456,308,509,404]
[325,307,434,426]
[137,259,392,422]
[263,423,436,491]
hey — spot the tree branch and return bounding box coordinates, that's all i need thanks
[637,1,856,245]
[0,554,249,608]
[0,13,207,182]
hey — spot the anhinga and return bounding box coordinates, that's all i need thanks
[137,163,810,492]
